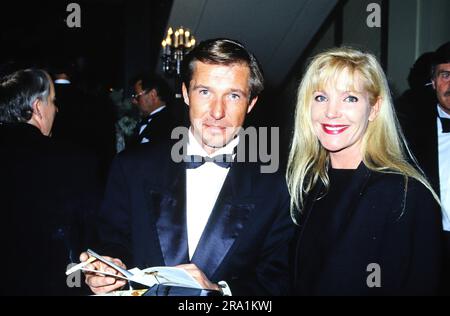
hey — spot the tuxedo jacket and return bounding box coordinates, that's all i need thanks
[0,123,101,295]
[291,164,443,295]
[98,140,295,295]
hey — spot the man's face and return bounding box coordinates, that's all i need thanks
[132,80,152,116]
[182,61,257,154]
[432,63,450,114]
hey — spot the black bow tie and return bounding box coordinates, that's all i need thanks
[184,154,234,169]
[440,117,450,133]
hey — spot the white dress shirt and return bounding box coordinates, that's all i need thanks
[437,106,450,231]
[54,79,71,84]
[139,105,166,143]
[186,129,239,259]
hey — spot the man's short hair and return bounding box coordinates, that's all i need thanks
[0,69,51,123]
[182,38,264,101]
[133,74,173,104]
[431,41,450,78]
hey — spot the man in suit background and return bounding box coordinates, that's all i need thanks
[431,42,450,233]
[81,38,294,296]
[400,43,450,228]
[398,42,450,293]
[127,74,179,148]
[0,69,101,295]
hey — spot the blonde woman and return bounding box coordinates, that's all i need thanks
[287,47,443,295]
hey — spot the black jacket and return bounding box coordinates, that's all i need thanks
[291,163,443,295]
[98,139,295,295]
[396,92,450,293]
[126,106,182,149]
[0,123,101,295]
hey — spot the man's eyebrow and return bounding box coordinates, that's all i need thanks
[229,88,248,96]
[192,84,210,90]
[191,85,248,96]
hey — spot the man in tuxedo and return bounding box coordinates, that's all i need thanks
[127,74,179,148]
[398,42,450,292]
[401,43,450,225]
[81,38,294,296]
[0,69,100,295]
[431,43,450,228]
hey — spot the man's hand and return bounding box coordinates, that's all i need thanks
[79,252,128,294]
[176,263,220,291]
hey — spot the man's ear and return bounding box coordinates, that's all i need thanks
[148,88,158,102]
[369,97,382,122]
[247,96,258,114]
[182,83,190,106]
[32,98,43,119]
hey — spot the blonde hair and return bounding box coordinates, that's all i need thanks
[286,47,439,224]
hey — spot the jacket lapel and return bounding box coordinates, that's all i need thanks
[146,162,189,266]
[427,107,440,195]
[191,162,255,278]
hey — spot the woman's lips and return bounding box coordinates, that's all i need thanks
[321,124,349,135]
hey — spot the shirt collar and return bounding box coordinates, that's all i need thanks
[149,105,166,116]
[54,79,71,84]
[438,104,450,119]
[187,128,239,157]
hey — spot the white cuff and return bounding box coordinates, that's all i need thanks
[442,206,450,231]
[218,280,232,296]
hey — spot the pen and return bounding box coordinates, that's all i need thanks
[87,248,133,278]
[65,256,96,275]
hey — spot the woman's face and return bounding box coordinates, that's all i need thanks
[310,71,380,169]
